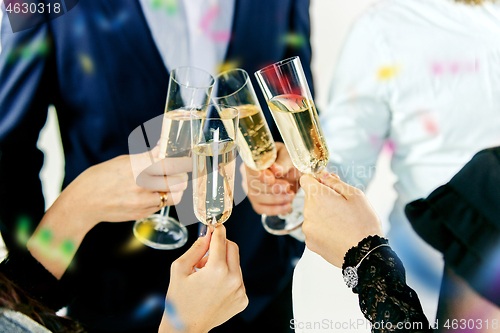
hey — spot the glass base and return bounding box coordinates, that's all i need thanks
[261,188,305,236]
[261,213,303,235]
[133,214,188,250]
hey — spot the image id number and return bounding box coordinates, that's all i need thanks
[6,2,61,14]
[444,319,498,330]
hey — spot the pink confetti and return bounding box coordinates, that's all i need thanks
[199,5,232,42]
[430,60,479,76]
[449,62,460,74]
[416,110,439,135]
[431,63,444,75]
[199,6,219,32]
[381,139,396,155]
[386,140,396,152]
[421,115,439,135]
[211,31,231,43]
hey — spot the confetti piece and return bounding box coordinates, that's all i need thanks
[165,299,185,331]
[38,227,52,245]
[382,139,396,155]
[60,240,76,256]
[7,37,51,64]
[78,54,94,74]
[430,60,479,76]
[217,59,241,73]
[211,31,231,43]
[420,113,439,135]
[121,236,147,253]
[200,5,219,32]
[122,222,154,252]
[150,0,178,15]
[134,294,166,320]
[377,65,400,81]
[431,63,444,76]
[281,33,306,48]
[15,216,31,246]
[199,4,231,42]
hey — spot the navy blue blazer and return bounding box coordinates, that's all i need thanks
[0,0,311,330]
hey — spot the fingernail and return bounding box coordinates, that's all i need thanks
[199,225,208,237]
[320,170,330,179]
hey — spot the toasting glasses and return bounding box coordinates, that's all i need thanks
[214,68,301,235]
[254,56,330,233]
[134,67,215,250]
[191,104,239,227]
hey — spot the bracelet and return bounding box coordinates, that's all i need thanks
[343,244,390,289]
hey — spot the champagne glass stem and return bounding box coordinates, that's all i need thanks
[160,206,171,218]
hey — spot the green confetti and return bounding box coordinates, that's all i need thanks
[38,228,53,245]
[15,216,31,246]
[150,0,177,16]
[150,0,162,9]
[281,33,306,48]
[37,39,51,56]
[165,0,178,15]
[60,240,76,256]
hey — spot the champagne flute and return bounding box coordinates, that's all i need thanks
[214,68,303,235]
[213,69,276,170]
[191,104,239,227]
[133,67,214,250]
[255,56,330,231]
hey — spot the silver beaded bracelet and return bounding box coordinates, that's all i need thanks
[343,244,390,289]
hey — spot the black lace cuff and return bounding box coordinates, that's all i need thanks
[0,249,72,311]
[343,236,431,332]
[342,235,389,271]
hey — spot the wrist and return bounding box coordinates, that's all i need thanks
[26,195,95,279]
[342,235,388,270]
[158,314,208,333]
[342,235,389,290]
[44,192,97,239]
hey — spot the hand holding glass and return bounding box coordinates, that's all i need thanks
[254,56,330,233]
[134,67,214,250]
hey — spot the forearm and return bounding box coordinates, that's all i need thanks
[27,192,97,280]
[343,236,431,333]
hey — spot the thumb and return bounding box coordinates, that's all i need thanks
[318,170,340,186]
[299,174,319,197]
[173,231,212,276]
[318,171,349,199]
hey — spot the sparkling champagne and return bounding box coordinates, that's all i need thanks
[267,94,329,174]
[193,140,237,226]
[158,110,204,158]
[228,104,276,171]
